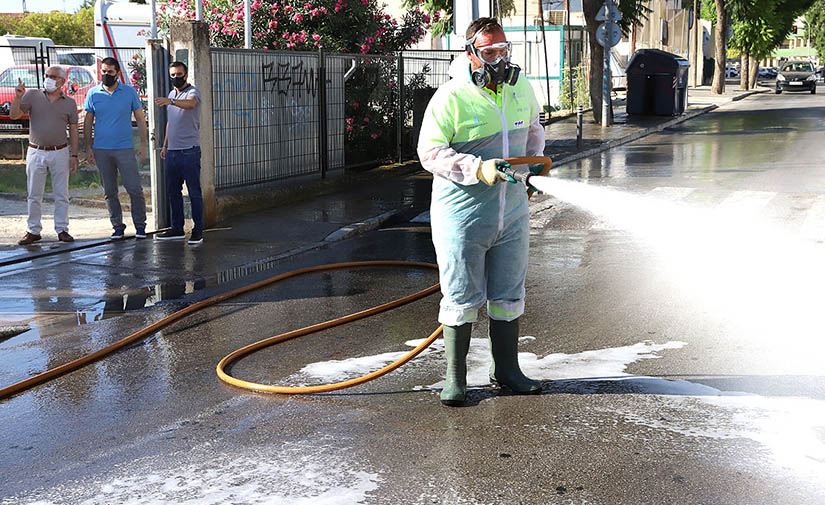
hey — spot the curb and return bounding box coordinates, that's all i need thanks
[552,89,765,168]
[324,207,411,242]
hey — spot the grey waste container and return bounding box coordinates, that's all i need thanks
[626,49,690,116]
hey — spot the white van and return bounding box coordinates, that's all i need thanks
[0,35,55,73]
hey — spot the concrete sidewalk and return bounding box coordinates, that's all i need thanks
[0,84,767,265]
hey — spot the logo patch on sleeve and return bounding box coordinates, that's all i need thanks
[513,120,525,128]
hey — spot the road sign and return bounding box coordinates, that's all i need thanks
[595,3,622,21]
[596,21,622,48]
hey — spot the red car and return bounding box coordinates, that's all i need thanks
[0,64,98,131]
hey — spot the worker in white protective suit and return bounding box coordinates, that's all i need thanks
[417,17,546,406]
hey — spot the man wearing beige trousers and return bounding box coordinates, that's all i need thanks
[11,66,80,246]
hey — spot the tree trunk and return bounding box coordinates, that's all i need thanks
[740,53,749,90]
[584,0,607,124]
[749,55,758,89]
[711,0,727,94]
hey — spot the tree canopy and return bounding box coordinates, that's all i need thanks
[0,9,94,46]
[159,0,429,53]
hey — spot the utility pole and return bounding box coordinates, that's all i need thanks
[244,0,251,49]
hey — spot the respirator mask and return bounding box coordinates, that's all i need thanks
[466,34,520,88]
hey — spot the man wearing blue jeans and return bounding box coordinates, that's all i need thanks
[83,57,148,240]
[154,61,203,244]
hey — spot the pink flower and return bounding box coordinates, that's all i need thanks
[292,13,303,21]
[234,12,243,19]
[287,42,296,48]
[284,5,293,12]
[346,117,354,124]
[360,44,370,53]
[370,133,378,139]
[312,33,321,40]
[211,7,219,13]
[320,6,327,13]
[210,22,220,30]
[346,125,353,131]
[269,20,278,28]
[310,8,319,16]
[352,102,359,108]
[361,0,367,4]
[334,4,341,11]
[363,117,370,123]
[365,36,374,44]
[304,2,312,8]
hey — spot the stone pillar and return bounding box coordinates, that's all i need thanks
[170,20,216,227]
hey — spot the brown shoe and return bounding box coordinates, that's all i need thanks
[57,231,74,242]
[18,232,41,246]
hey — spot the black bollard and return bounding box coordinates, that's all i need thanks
[576,105,583,150]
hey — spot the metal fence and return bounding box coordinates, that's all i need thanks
[211,48,460,192]
[211,48,344,191]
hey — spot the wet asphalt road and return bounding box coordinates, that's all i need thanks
[2,93,825,504]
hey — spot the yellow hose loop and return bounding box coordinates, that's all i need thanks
[216,261,442,394]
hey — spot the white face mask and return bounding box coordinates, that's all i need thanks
[44,78,59,92]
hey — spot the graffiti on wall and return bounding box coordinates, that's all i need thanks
[211,52,324,188]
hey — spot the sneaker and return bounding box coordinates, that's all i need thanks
[57,231,74,242]
[135,227,147,239]
[188,230,203,245]
[18,232,41,246]
[156,229,186,241]
[111,228,125,240]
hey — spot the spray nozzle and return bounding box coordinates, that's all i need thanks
[497,163,531,185]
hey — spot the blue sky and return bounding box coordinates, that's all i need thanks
[3,0,89,14]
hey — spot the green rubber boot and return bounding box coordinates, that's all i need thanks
[489,318,541,394]
[440,323,472,407]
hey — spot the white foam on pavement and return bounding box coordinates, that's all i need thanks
[13,440,379,505]
[292,338,686,389]
[618,392,825,479]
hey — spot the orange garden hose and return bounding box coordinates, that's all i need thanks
[0,156,551,401]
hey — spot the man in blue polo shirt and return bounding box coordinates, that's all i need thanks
[83,57,148,240]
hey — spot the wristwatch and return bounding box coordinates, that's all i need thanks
[171,97,177,105]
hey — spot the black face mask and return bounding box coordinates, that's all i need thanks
[171,76,187,89]
[102,74,118,87]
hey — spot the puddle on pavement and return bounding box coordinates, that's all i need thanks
[2,278,208,343]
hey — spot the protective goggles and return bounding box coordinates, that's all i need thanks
[466,39,512,65]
